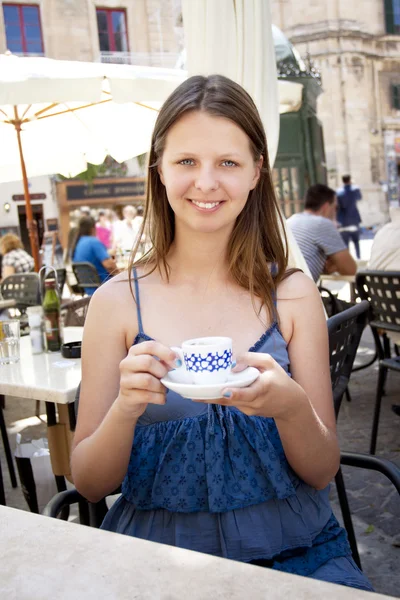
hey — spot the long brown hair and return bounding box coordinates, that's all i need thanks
[130,74,293,324]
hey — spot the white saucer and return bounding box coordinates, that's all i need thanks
[161,367,260,400]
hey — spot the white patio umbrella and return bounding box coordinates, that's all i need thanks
[181,0,311,277]
[0,53,186,269]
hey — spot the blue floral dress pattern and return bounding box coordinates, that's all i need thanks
[101,272,373,591]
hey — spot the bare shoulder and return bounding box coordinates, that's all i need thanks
[83,271,139,346]
[89,270,134,309]
[276,272,324,343]
[276,271,320,302]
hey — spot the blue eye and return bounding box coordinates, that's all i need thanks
[179,159,195,166]
[222,160,237,167]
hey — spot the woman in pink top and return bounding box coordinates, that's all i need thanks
[95,210,112,249]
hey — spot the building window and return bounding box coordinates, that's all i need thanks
[2,4,44,54]
[384,0,400,34]
[392,84,400,109]
[96,8,128,52]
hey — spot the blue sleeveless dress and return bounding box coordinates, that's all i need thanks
[101,274,373,591]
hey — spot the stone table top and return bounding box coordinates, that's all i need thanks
[0,326,82,404]
[0,506,396,600]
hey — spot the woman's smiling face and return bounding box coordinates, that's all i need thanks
[158,111,262,235]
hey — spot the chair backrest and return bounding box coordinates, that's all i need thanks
[61,296,91,327]
[356,270,400,335]
[72,262,101,290]
[327,300,369,418]
[0,273,40,309]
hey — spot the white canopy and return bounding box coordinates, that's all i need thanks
[0,54,187,183]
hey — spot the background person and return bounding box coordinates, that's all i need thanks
[336,175,362,259]
[368,206,400,272]
[287,184,357,282]
[368,205,400,415]
[72,216,117,295]
[95,210,113,250]
[0,233,34,280]
[71,75,372,591]
[113,205,141,253]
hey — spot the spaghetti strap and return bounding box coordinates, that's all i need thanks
[132,268,144,335]
[271,263,278,308]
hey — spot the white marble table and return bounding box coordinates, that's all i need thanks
[0,327,83,482]
[0,326,82,404]
[0,506,394,600]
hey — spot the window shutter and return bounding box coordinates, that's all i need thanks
[384,0,395,33]
[392,84,400,109]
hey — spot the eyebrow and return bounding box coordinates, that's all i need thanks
[171,152,244,159]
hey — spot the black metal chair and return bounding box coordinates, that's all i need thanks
[71,262,101,295]
[0,273,40,499]
[0,272,40,313]
[327,301,400,569]
[61,296,91,327]
[43,383,116,526]
[356,271,400,454]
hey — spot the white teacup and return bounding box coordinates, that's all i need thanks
[171,336,233,385]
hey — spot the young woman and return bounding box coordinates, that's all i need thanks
[71,75,373,591]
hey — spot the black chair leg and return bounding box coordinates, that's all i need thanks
[89,498,108,528]
[0,400,18,488]
[78,498,90,526]
[345,387,352,403]
[0,458,6,505]
[334,468,362,570]
[370,365,386,455]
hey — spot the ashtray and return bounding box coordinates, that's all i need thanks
[61,341,82,359]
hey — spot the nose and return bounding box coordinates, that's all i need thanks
[194,166,219,193]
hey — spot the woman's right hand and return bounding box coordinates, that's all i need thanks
[114,341,180,420]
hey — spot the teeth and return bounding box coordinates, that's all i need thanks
[192,200,220,209]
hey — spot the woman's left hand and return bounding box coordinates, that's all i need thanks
[202,352,308,421]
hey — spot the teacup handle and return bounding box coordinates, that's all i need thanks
[170,346,185,372]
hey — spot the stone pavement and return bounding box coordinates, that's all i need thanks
[0,326,399,596]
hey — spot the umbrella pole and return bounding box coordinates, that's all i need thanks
[13,107,40,271]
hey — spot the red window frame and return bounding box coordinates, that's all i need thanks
[2,3,44,54]
[96,7,129,52]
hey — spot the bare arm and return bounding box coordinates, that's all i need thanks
[2,265,15,279]
[102,257,118,273]
[71,278,178,502]
[275,273,340,487]
[219,273,339,489]
[325,249,357,276]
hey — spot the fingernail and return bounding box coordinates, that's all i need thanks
[175,358,182,368]
[223,391,232,398]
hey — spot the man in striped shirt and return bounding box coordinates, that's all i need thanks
[287,184,357,282]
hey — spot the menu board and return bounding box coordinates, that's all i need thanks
[41,231,64,268]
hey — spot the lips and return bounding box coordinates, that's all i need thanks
[189,199,224,211]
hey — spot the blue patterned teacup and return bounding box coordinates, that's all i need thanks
[171,337,233,385]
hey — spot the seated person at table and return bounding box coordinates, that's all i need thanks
[0,233,34,280]
[72,216,117,295]
[287,185,357,282]
[368,206,400,416]
[71,75,373,591]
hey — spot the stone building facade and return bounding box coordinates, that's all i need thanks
[0,0,182,240]
[0,0,182,64]
[271,0,400,225]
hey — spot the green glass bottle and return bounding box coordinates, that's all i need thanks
[42,279,62,352]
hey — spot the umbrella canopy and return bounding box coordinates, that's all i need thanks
[0,53,186,269]
[181,0,311,277]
